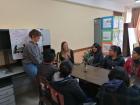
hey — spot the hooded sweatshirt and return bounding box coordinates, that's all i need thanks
[97,79,140,105]
[51,72,87,105]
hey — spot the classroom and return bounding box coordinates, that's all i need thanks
[0,0,140,105]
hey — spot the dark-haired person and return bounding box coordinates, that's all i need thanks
[102,45,125,70]
[85,43,103,67]
[51,60,87,105]
[97,67,140,105]
[124,47,140,78]
[22,29,43,78]
[59,41,74,64]
[38,49,58,81]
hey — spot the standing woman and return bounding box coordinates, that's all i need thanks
[22,29,43,78]
[59,41,74,64]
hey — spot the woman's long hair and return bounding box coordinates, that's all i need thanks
[92,43,102,54]
[110,45,122,56]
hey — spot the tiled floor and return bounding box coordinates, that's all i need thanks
[16,88,52,105]
[16,90,39,105]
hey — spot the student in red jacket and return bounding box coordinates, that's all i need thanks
[124,47,140,77]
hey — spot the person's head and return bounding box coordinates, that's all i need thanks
[59,60,73,78]
[61,41,69,52]
[132,47,140,60]
[29,29,41,43]
[109,45,122,57]
[43,49,55,63]
[108,67,130,87]
[92,43,102,53]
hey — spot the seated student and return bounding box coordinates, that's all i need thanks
[38,49,58,81]
[58,41,74,64]
[124,47,140,78]
[102,45,125,70]
[51,60,87,105]
[83,43,103,67]
[97,67,140,105]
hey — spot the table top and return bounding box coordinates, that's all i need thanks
[0,66,24,79]
[72,64,110,86]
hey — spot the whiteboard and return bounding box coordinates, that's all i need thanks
[9,29,51,60]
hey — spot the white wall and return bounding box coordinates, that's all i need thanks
[0,0,112,51]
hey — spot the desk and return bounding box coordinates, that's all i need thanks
[72,64,109,86]
[0,66,24,79]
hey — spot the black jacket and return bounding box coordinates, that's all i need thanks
[90,52,103,67]
[97,79,140,105]
[38,63,58,81]
[51,72,87,105]
[102,55,125,70]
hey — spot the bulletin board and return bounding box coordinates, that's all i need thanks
[102,16,113,29]
[102,30,112,42]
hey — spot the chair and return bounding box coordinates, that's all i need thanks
[38,76,51,105]
[49,85,64,105]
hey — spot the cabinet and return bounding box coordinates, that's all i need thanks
[0,79,15,105]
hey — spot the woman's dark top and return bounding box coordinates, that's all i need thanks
[102,55,125,70]
[90,51,104,67]
[59,49,74,64]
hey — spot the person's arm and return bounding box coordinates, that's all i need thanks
[101,56,107,68]
[27,44,42,64]
[59,52,64,62]
[70,50,74,64]
[112,57,125,67]
[93,53,104,67]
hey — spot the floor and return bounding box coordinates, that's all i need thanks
[16,89,39,105]
[15,87,52,105]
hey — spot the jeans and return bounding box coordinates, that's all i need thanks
[23,63,38,79]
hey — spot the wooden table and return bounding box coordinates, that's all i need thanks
[72,64,110,86]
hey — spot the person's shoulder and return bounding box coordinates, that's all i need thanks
[126,57,133,61]
[66,78,79,87]
[25,41,34,48]
[127,85,140,96]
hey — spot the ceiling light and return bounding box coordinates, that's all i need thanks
[135,0,140,3]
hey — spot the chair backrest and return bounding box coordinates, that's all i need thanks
[38,76,49,91]
[49,85,64,105]
[98,91,140,105]
[58,92,64,105]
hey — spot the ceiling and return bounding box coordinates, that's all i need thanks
[63,0,140,12]
[108,0,139,7]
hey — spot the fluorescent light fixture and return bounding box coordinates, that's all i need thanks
[135,0,140,3]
